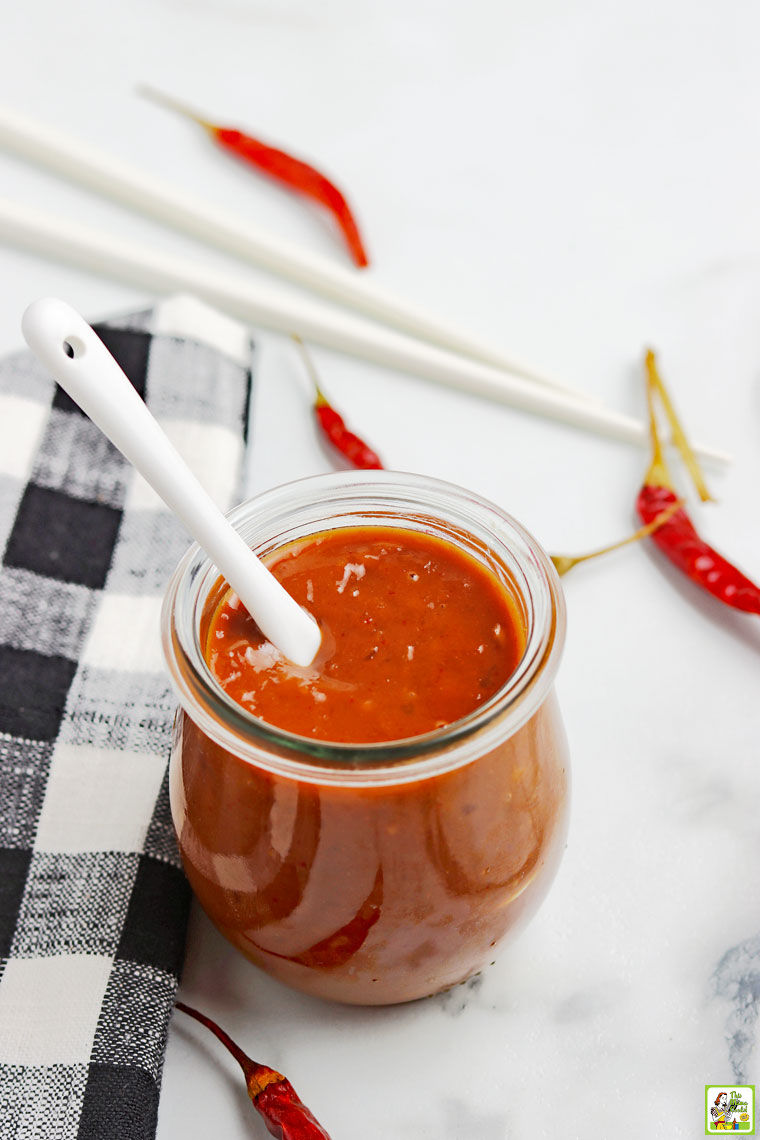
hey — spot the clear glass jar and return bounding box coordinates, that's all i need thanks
[162,472,570,1005]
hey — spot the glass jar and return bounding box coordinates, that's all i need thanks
[162,472,569,1006]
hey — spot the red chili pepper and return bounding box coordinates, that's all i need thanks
[294,335,383,469]
[175,1002,333,1140]
[636,350,760,614]
[140,86,369,269]
[314,397,383,469]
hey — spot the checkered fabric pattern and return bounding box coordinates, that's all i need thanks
[0,296,253,1138]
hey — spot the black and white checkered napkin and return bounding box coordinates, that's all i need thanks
[0,296,253,1138]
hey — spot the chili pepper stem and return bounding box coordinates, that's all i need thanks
[644,349,713,502]
[292,334,329,406]
[552,499,682,576]
[643,355,673,492]
[175,1000,281,1098]
[137,84,217,134]
[175,1001,261,1075]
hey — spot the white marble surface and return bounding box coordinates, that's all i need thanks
[1,2,759,1137]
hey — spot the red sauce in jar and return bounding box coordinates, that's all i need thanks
[204,526,525,743]
[174,522,568,1004]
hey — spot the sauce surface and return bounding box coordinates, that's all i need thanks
[204,525,525,743]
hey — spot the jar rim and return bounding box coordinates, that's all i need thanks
[161,471,566,786]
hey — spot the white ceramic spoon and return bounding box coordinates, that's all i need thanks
[22,298,321,667]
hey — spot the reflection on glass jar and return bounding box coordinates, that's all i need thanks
[163,472,570,1005]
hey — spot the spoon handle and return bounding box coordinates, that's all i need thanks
[22,298,320,666]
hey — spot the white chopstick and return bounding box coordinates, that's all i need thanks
[0,197,730,464]
[0,102,593,407]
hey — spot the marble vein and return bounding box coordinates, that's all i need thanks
[712,932,760,1083]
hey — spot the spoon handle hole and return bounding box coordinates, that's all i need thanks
[63,336,85,358]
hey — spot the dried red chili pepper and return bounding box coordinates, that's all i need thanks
[294,335,383,469]
[140,86,369,268]
[175,1001,332,1140]
[636,350,760,614]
